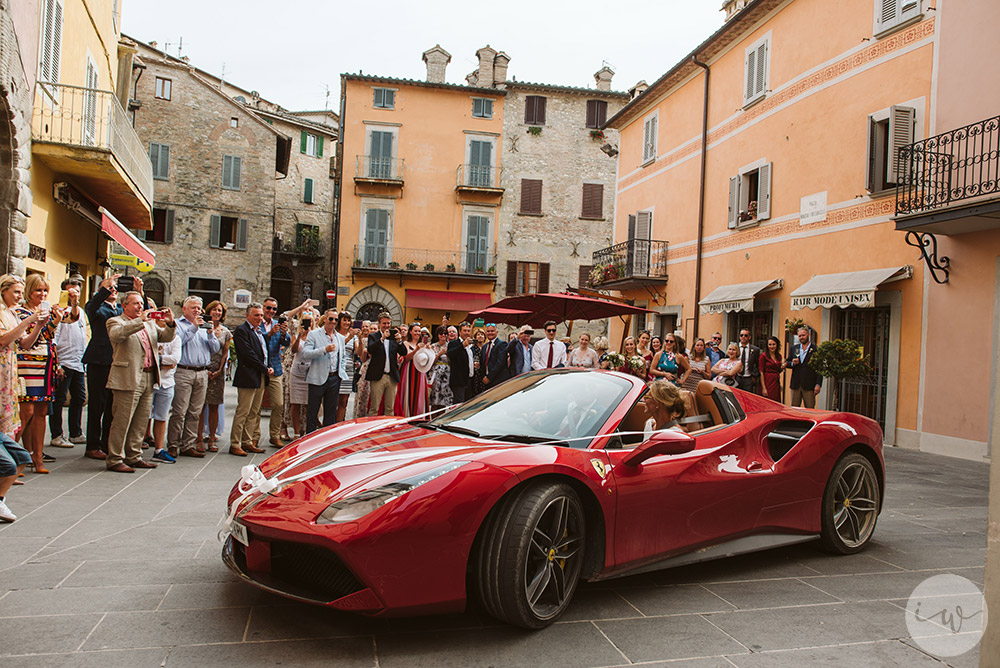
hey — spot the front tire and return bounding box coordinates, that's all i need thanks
[476,482,585,629]
[819,452,880,554]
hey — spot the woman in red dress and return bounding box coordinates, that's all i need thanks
[394,323,428,417]
[760,335,785,402]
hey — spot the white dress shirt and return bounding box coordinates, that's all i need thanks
[531,337,568,370]
[54,315,87,372]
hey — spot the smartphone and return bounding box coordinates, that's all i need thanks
[149,310,166,320]
[39,300,50,312]
[116,275,133,293]
[308,299,320,308]
[352,319,362,329]
[301,318,312,329]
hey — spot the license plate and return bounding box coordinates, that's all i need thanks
[231,521,249,546]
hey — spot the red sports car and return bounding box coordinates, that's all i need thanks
[222,370,884,628]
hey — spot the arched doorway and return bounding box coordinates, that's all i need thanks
[144,276,167,309]
[269,265,294,311]
[345,283,403,324]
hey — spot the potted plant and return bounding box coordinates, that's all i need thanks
[739,201,758,223]
[487,265,496,275]
[784,317,806,334]
[367,260,379,267]
[590,129,605,142]
[424,262,435,271]
[527,126,542,137]
[475,265,485,274]
[353,258,362,267]
[388,260,400,269]
[446,263,456,272]
[809,339,873,412]
[405,261,418,271]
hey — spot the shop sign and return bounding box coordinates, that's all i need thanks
[791,290,875,310]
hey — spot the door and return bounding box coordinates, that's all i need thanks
[369,131,393,179]
[468,140,493,187]
[364,209,389,267]
[728,309,772,349]
[833,306,890,430]
[465,215,489,272]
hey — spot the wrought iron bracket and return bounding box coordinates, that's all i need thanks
[904,231,950,284]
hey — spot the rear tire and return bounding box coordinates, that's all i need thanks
[819,452,880,554]
[475,482,585,629]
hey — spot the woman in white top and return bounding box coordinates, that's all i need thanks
[641,380,688,439]
[567,333,599,368]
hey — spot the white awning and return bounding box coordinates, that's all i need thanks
[699,279,783,315]
[790,266,912,311]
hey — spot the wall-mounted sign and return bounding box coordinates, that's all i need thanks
[800,191,827,224]
[233,289,252,308]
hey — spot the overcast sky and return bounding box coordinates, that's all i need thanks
[122,0,724,112]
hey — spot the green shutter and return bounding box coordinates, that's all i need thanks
[300,130,307,154]
[304,178,313,203]
[317,136,324,158]
[164,209,175,244]
[209,215,221,248]
[237,218,248,251]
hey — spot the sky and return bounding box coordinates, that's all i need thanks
[121,0,724,112]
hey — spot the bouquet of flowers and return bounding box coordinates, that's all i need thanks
[605,351,626,368]
[627,355,646,372]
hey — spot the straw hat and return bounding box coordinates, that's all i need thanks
[413,346,436,374]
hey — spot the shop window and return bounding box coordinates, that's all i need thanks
[728,162,772,228]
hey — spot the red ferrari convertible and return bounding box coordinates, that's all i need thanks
[222,370,884,628]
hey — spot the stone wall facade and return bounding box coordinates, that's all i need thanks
[498,83,627,340]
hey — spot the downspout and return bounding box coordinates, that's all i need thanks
[691,55,710,336]
[330,75,347,308]
[130,60,145,127]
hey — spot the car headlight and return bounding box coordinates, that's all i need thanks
[316,461,469,524]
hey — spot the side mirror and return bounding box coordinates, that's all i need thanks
[623,429,695,467]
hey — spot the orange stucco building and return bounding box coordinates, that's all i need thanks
[602,0,997,462]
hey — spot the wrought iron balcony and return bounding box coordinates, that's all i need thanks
[456,164,503,191]
[896,114,1000,216]
[31,82,153,227]
[273,235,323,258]
[352,245,497,279]
[354,155,404,182]
[590,239,668,290]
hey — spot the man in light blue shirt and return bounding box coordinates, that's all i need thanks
[302,309,343,433]
[167,296,221,457]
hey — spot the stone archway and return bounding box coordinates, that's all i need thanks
[345,283,403,324]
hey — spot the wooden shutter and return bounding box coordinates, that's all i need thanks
[41,0,63,83]
[524,97,534,124]
[578,264,593,288]
[582,183,603,218]
[304,178,314,203]
[865,115,879,192]
[756,163,772,220]
[538,263,550,294]
[300,130,307,154]
[875,0,899,34]
[745,48,757,102]
[232,156,242,189]
[627,214,636,240]
[209,215,221,248]
[635,211,651,239]
[728,176,739,229]
[159,145,169,178]
[525,96,546,125]
[149,144,159,175]
[520,179,542,214]
[537,97,546,125]
[754,42,767,98]
[164,209,175,244]
[236,218,248,251]
[586,100,597,129]
[506,261,518,295]
[317,136,324,158]
[887,105,915,185]
[643,115,657,162]
[222,156,232,188]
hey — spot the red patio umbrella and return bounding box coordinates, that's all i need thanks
[469,292,651,328]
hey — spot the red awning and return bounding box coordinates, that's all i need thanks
[99,207,156,267]
[406,289,492,312]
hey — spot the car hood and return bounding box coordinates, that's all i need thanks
[254,419,522,506]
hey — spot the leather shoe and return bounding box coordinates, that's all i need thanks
[167,447,178,457]
[84,450,107,460]
[245,445,265,453]
[179,449,206,458]
[229,447,248,457]
[269,437,285,448]
[129,459,158,469]
[107,463,135,473]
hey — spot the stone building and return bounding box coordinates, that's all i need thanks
[128,39,337,318]
[496,71,627,340]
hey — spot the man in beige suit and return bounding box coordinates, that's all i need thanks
[106,291,176,472]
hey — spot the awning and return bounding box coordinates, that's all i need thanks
[790,266,913,310]
[100,207,156,267]
[699,279,783,315]
[405,289,492,312]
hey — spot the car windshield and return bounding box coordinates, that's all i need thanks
[426,370,633,448]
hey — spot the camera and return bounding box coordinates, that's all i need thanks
[388,327,398,339]
[278,314,288,325]
[301,318,312,329]
[115,275,134,293]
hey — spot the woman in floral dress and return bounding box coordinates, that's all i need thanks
[428,325,453,410]
[0,275,45,439]
[353,321,373,418]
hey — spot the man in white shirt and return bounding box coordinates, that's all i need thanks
[50,278,88,447]
[531,321,567,370]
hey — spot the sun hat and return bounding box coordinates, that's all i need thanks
[413,346,436,374]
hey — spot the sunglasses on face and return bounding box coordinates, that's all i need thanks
[665,339,675,343]
[546,328,556,333]
[740,333,750,338]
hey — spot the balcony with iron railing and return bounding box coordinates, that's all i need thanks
[273,234,324,259]
[590,239,669,291]
[456,164,504,194]
[351,245,497,281]
[354,155,404,184]
[31,82,153,228]
[895,113,1000,231]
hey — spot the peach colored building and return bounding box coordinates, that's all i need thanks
[602,0,995,462]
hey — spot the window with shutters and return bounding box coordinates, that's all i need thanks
[581,183,604,219]
[303,178,315,204]
[373,88,395,109]
[155,77,171,100]
[367,128,394,178]
[586,100,607,129]
[472,97,493,119]
[362,206,391,267]
[38,0,63,88]
[301,131,323,158]
[873,0,923,38]
[642,112,658,165]
[465,214,491,272]
[209,214,247,251]
[506,261,550,296]
[578,265,593,288]
[149,143,170,180]
[524,96,547,125]
[188,277,222,306]
[727,162,772,229]
[222,155,242,190]
[83,57,98,146]
[466,137,495,187]
[519,179,543,215]
[139,207,174,244]
[743,34,770,107]
[866,105,916,194]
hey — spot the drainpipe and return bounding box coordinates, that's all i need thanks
[330,75,347,309]
[691,55,710,336]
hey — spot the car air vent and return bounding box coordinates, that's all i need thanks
[766,420,814,462]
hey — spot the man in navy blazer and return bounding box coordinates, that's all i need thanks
[447,321,475,403]
[229,303,270,456]
[82,274,143,459]
[786,327,822,408]
[480,323,509,389]
[505,326,534,378]
[365,312,401,415]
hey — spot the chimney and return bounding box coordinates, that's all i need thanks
[476,45,497,88]
[493,52,510,88]
[721,0,750,21]
[149,40,158,49]
[422,45,451,84]
[466,71,479,87]
[594,66,614,91]
[629,80,648,100]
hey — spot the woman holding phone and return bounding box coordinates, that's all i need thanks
[196,301,230,451]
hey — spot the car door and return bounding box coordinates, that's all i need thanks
[606,413,774,570]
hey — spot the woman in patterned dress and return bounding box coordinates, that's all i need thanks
[15,274,63,473]
[197,301,231,452]
[393,323,428,417]
[0,275,46,439]
[683,338,713,392]
[428,325,453,410]
[353,321,373,419]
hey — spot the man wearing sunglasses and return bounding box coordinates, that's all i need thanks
[258,298,290,447]
[531,321,567,370]
[480,323,509,388]
[735,329,761,394]
[301,309,343,433]
[706,331,724,377]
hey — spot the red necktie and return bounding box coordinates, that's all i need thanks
[484,341,491,367]
[547,341,554,368]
